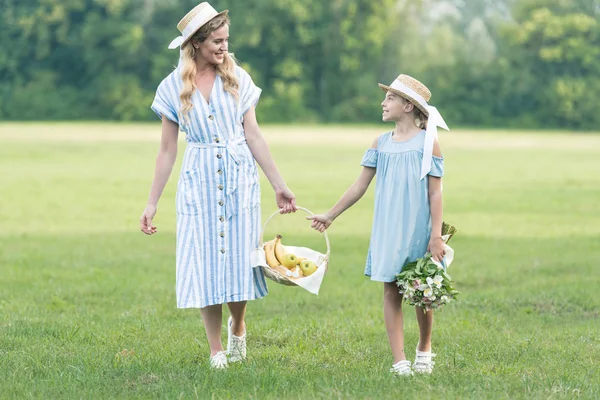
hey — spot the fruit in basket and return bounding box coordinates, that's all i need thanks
[274,235,298,269]
[280,253,298,269]
[296,257,307,266]
[299,259,317,276]
[264,239,282,269]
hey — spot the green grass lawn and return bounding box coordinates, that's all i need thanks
[1,123,599,399]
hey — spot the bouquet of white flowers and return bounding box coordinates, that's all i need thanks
[395,223,459,311]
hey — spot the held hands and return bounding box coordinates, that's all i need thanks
[140,204,158,235]
[276,187,297,214]
[428,236,446,262]
[306,213,333,233]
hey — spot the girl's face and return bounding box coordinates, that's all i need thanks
[193,24,229,65]
[381,91,412,122]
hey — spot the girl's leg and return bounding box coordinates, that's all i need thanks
[226,301,247,336]
[415,307,433,351]
[200,304,224,356]
[383,282,405,363]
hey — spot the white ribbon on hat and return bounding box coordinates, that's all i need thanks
[389,79,450,180]
[168,5,219,49]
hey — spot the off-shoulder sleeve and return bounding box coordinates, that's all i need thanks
[237,66,262,116]
[429,156,444,177]
[360,148,378,168]
[151,77,179,124]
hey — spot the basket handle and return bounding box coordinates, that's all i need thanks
[259,206,331,260]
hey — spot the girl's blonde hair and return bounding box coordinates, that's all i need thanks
[399,97,428,129]
[179,14,239,125]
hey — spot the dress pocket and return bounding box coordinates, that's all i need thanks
[237,161,261,210]
[177,168,211,216]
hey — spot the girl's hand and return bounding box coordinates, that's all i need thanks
[428,237,446,262]
[140,204,158,235]
[276,187,297,214]
[306,214,333,233]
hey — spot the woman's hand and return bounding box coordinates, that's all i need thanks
[276,187,297,214]
[140,204,158,235]
[428,236,446,262]
[306,213,333,233]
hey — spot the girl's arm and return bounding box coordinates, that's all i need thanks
[140,116,179,235]
[243,106,297,214]
[307,138,378,232]
[427,139,445,261]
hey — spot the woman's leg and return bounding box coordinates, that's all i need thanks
[200,304,224,356]
[226,301,247,336]
[415,307,433,351]
[383,282,405,363]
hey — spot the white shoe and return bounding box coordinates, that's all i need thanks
[227,316,246,363]
[210,351,228,369]
[413,347,436,374]
[390,360,413,376]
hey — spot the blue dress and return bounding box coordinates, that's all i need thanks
[151,65,268,308]
[360,130,444,282]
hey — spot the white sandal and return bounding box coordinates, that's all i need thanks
[209,350,228,369]
[390,360,414,376]
[413,347,436,374]
[227,316,246,363]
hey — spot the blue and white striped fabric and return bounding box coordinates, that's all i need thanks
[151,65,268,308]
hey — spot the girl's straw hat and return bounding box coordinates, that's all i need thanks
[168,2,228,49]
[378,74,431,117]
[378,74,450,180]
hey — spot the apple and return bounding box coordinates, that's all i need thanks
[280,253,298,269]
[299,259,317,276]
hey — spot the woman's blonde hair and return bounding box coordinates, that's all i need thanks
[179,14,239,126]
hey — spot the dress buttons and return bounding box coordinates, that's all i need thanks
[217,170,223,175]
[218,200,224,206]
[216,154,222,159]
[208,115,214,120]
[219,231,225,238]
[219,216,224,222]
[214,138,221,143]
[220,248,226,254]
[218,185,223,190]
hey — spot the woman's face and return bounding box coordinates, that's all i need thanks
[381,91,413,122]
[194,24,229,65]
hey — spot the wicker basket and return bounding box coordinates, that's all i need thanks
[250,207,330,295]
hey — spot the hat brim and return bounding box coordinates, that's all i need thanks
[378,83,429,117]
[181,9,229,48]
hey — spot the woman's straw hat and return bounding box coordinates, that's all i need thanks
[378,74,431,117]
[168,2,228,49]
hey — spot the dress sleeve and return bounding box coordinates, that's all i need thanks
[151,78,179,124]
[237,66,262,116]
[360,149,378,168]
[429,156,444,177]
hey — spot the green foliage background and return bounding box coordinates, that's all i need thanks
[1,0,598,129]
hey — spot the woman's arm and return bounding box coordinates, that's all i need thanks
[243,106,296,214]
[427,139,444,261]
[140,116,179,234]
[307,137,378,232]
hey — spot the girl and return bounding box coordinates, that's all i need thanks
[140,2,296,369]
[307,74,449,376]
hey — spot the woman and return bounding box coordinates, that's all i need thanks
[140,2,297,369]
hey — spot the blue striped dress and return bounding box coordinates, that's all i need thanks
[151,65,268,308]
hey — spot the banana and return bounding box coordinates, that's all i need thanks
[273,235,287,264]
[264,238,280,269]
